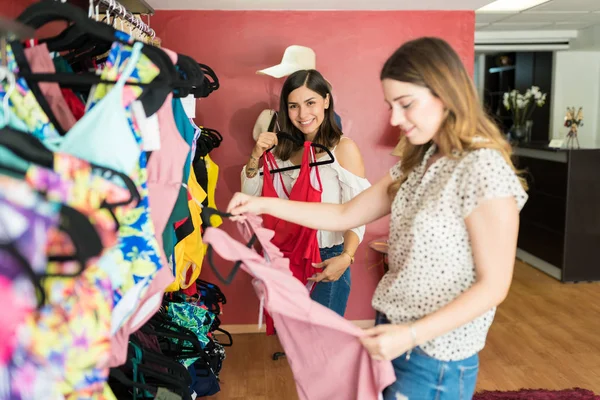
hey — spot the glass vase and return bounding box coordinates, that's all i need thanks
[510,124,528,143]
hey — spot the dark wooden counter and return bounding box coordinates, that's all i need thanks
[513,146,600,282]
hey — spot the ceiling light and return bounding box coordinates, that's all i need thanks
[478,0,551,12]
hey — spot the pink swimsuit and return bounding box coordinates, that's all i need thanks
[202,214,395,400]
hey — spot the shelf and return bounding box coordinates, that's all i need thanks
[489,65,516,73]
[71,0,154,15]
[118,0,154,14]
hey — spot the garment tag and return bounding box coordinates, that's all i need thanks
[132,100,161,151]
[258,293,265,330]
[154,387,182,400]
[306,281,315,293]
[548,139,564,149]
[181,94,196,118]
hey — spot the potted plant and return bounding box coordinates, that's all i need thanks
[503,86,547,142]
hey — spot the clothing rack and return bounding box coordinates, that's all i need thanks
[1,2,227,396]
[96,0,156,40]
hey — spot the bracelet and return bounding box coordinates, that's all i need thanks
[408,324,417,348]
[341,250,354,264]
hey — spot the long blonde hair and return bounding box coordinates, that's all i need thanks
[382,37,527,195]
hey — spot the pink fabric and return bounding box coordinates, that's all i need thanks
[0,276,32,363]
[108,48,186,367]
[24,43,77,131]
[146,48,189,256]
[107,266,173,367]
[203,216,395,400]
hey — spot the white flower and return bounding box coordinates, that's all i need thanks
[536,93,547,107]
[504,97,510,109]
[516,98,525,108]
[531,86,540,95]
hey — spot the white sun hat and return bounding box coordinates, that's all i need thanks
[257,45,316,78]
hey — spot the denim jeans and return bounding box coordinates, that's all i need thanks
[376,313,479,400]
[309,244,351,317]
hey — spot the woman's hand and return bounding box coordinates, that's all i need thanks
[308,254,350,283]
[252,132,278,158]
[227,192,266,220]
[359,324,416,361]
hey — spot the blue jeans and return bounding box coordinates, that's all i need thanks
[309,244,351,317]
[376,313,479,400]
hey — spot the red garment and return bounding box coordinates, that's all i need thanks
[181,267,198,296]
[202,218,396,400]
[60,88,86,121]
[261,142,323,335]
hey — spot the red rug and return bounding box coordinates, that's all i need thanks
[474,388,600,399]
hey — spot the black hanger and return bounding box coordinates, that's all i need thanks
[143,316,205,361]
[196,278,227,313]
[194,127,223,158]
[108,368,158,396]
[0,240,46,307]
[0,127,141,210]
[129,337,193,385]
[173,53,205,98]
[259,132,336,176]
[193,63,219,98]
[45,204,104,277]
[203,127,223,147]
[118,339,192,399]
[16,1,175,116]
[0,127,54,167]
[201,208,258,285]
[212,327,233,347]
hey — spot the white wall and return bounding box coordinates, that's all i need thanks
[550,50,600,149]
[570,25,600,51]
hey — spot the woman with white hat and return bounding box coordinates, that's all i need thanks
[241,69,370,317]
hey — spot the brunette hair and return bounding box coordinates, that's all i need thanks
[274,69,342,160]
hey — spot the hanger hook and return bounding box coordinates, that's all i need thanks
[119,4,125,31]
[1,67,16,120]
[111,0,118,28]
[105,0,111,24]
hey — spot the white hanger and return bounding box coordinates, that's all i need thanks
[0,66,16,122]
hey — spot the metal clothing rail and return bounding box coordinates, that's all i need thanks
[96,0,156,40]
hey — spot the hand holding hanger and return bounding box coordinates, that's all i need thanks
[252,131,278,159]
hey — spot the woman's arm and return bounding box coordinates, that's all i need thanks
[241,131,279,195]
[360,196,519,360]
[240,158,263,196]
[228,170,394,232]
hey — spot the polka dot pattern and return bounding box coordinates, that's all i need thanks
[372,145,528,361]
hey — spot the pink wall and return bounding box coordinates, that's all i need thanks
[152,10,475,324]
[2,2,475,324]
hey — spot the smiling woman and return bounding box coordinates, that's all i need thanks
[273,70,343,161]
[240,69,371,320]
